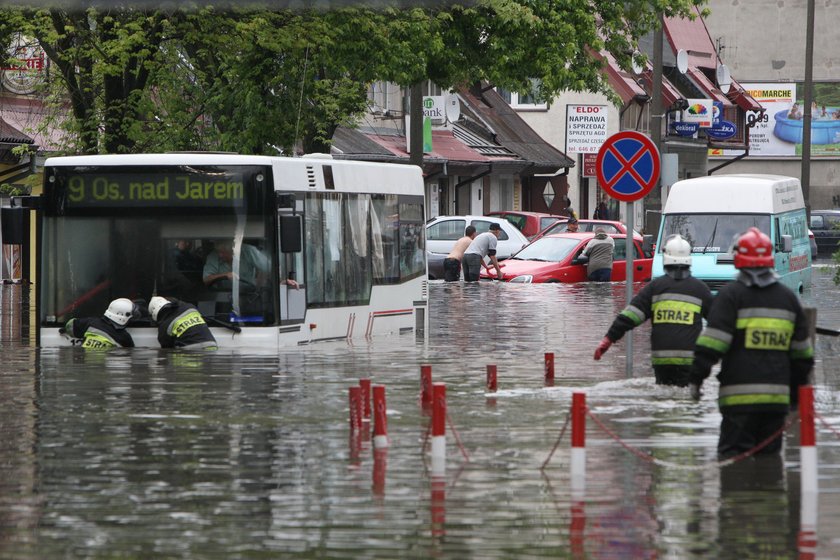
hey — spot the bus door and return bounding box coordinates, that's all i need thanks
[277,193,305,323]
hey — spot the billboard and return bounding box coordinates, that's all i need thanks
[711,82,840,158]
[565,104,609,154]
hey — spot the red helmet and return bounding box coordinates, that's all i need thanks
[733,227,774,269]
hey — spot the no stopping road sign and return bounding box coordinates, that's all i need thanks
[595,131,660,202]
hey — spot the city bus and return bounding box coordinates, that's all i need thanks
[27,153,427,348]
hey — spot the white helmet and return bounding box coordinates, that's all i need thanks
[148,296,172,322]
[662,234,692,267]
[105,298,135,326]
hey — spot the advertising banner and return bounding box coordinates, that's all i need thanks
[565,104,609,154]
[711,82,840,158]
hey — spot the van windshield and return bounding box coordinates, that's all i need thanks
[661,214,771,254]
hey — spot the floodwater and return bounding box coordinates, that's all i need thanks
[2,268,840,559]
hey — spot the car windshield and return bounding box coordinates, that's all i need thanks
[511,236,581,262]
[661,213,771,254]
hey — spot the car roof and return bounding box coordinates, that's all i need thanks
[487,210,564,218]
[812,209,840,214]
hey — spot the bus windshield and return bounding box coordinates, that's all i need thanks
[660,213,771,254]
[41,165,275,326]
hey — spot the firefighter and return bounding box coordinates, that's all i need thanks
[689,227,814,458]
[149,296,218,350]
[61,298,136,349]
[593,234,713,386]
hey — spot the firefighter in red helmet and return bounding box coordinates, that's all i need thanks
[689,227,814,458]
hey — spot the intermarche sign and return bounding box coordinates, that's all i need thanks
[595,131,661,203]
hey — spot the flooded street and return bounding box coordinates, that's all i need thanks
[2,269,840,558]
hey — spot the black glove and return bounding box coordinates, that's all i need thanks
[689,383,702,401]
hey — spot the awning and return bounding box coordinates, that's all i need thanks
[685,67,734,107]
[0,116,34,144]
[727,78,763,112]
[663,8,761,112]
[365,129,494,164]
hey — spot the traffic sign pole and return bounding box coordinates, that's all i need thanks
[596,131,661,381]
[625,203,634,378]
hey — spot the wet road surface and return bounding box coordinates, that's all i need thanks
[1,269,840,558]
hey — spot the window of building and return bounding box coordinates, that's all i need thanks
[497,79,548,110]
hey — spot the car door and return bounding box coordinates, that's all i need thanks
[610,239,651,282]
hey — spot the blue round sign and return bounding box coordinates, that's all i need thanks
[595,131,661,202]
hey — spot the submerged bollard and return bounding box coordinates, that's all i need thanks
[431,476,446,538]
[486,365,497,393]
[348,386,362,432]
[431,383,446,475]
[571,392,586,498]
[799,384,818,551]
[373,448,388,500]
[373,384,389,449]
[359,378,372,421]
[544,352,555,387]
[421,365,433,409]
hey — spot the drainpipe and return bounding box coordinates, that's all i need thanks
[453,164,493,213]
[708,108,764,175]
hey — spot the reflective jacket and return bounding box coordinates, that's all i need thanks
[607,273,713,367]
[66,317,134,349]
[156,300,218,350]
[690,279,814,413]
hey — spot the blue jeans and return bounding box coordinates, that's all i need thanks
[588,268,612,282]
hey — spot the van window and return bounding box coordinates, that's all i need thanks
[660,214,771,254]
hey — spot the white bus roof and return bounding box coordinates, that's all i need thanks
[664,174,804,214]
[43,153,424,196]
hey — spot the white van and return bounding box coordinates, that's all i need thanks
[653,174,811,293]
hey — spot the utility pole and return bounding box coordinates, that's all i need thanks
[801,0,815,219]
[409,82,424,168]
[648,20,664,217]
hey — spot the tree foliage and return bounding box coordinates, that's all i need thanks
[0,1,706,155]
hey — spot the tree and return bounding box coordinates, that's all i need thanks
[0,1,706,155]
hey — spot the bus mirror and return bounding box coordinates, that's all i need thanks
[642,234,653,253]
[280,215,302,253]
[780,234,793,253]
[1,207,28,245]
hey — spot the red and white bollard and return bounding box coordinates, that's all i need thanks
[544,352,555,387]
[799,385,818,552]
[373,384,389,449]
[421,365,433,409]
[359,378,372,421]
[571,392,586,499]
[486,364,497,393]
[431,383,446,475]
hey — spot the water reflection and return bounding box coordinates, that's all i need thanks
[0,268,839,558]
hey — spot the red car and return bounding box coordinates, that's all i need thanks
[479,232,653,283]
[486,211,565,240]
[532,219,639,240]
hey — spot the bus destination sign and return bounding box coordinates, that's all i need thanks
[63,172,246,207]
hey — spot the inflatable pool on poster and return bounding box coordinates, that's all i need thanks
[774,109,840,144]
